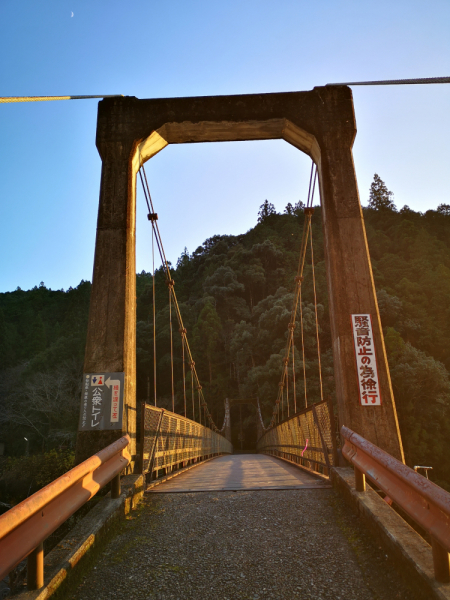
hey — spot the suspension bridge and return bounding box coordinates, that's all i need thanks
[1,85,450,600]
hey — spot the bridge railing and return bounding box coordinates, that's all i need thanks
[342,425,450,583]
[0,435,131,589]
[256,401,334,474]
[140,404,233,481]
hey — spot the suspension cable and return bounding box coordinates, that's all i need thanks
[191,362,195,421]
[310,226,324,402]
[181,329,187,418]
[0,94,123,103]
[285,359,289,418]
[269,161,319,428]
[152,226,157,406]
[326,76,450,87]
[291,327,296,413]
[139,164,219,429]
[168,282,175,412]
[299,284,308,409]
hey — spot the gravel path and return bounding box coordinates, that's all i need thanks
[71,487,426,600]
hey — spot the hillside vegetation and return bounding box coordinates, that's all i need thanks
[1,175,450,498]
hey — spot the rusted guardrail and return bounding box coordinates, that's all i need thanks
[342,425,450,583]
[257,401,335,474]
[141,404,232,482]
[0,435,131,589]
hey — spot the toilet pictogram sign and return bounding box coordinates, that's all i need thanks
[78,372,125,431]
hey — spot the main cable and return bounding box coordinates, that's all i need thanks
[326,76,450,86]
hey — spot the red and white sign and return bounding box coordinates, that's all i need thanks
[106,377,121,423]
[351,314,381,406]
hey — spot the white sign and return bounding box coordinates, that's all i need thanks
[351,314,382,406]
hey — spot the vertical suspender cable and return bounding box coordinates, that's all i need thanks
[168,284,175,412]
[299,282,308,408]
[191,363,195,421]
[286,362,289,418]
[152,227,157,406]
[292,335,296,413]
[310,226,324,403]
[181,331,187,417]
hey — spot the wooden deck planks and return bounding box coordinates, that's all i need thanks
[149,454,331,493]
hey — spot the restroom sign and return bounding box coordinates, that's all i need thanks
[78,372,125,431]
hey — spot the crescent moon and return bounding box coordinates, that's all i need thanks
[71,11,74,17]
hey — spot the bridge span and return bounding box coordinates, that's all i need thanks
[70,453,424,600]
[0,89,447,599]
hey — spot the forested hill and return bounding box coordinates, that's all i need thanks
[1,185,450,487]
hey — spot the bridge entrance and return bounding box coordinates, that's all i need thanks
[75,87,404,467]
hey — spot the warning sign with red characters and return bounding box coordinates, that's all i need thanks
[351,315,382,406]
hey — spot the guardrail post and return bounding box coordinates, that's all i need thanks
[354,467,366,492]
[27,542,44,590]
[111,474,121,499]
[432,538,450,583]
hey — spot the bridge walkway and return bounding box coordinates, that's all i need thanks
[70,455,427,600]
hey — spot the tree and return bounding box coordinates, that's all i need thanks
[368,174,396,211]
[193,301,222,386]
[257,200,276,223]
[437,204,450,216]
[284,203,294,215]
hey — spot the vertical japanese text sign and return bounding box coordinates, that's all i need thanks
[351,315,382,406]
[78,372,125,431]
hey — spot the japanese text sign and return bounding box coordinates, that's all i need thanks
[78,372,125,431]
[351,315,382,406]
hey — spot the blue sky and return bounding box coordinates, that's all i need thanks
[0,0,449,292]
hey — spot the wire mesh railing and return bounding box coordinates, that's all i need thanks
[257,401,335,475]
[140,403,233,483]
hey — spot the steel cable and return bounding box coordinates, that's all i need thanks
[139,165,219,429]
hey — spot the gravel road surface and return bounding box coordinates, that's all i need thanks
[71,485,426,600]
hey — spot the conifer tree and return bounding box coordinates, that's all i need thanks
[257,200,276,223]
[368,174,396,211]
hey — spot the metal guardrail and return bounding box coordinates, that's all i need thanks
[256,401,335,474]
[341,425,450,583]
[0,435,131,589]
[140,404,233,481]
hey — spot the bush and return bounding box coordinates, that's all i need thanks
[0,449,75,505]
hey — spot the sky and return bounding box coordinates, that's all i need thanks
[0,0,449,293]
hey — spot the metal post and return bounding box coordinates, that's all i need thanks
[111,474,121,499]
[354,467,366,492]
[27,542,44,590]
[432,538,450,583]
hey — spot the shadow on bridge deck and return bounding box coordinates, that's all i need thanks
[149,454,331,493]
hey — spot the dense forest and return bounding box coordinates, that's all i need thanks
[1,175,450,501]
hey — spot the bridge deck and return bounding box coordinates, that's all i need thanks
[150,454,331,493]
[70,455,426,600]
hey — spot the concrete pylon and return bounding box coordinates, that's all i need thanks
[75,136,138,467]
[75,86,404,465]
